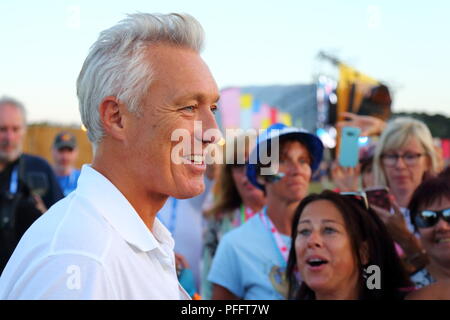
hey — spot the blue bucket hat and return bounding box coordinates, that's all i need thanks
[246,123,324,190]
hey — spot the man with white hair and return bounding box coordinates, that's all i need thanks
[0,13,220,299]
[0,97,63,274]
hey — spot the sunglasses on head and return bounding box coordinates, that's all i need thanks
[414,208,450,228]
[340,191,369,210]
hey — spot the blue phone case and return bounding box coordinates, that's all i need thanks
[338,126,361,167]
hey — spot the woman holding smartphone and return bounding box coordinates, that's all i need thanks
[372,117,441,230]
[336,115,442,276]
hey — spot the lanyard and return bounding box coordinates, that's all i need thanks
[232,204,257,227]
[9,166,18,194]
[259,207,290,266]
[240,204,257,225]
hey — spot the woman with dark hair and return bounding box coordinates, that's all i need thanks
[408,167,450,288]
[209,123,323,299]
[286,190,414,300]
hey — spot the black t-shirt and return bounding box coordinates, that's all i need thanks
[0,154,64,273]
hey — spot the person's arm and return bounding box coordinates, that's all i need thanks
[371,203,429,274]
[207,233,244,300]
[212,284,240,300]
[337,112,386,136]
[406,280,450,300]
[330,161,360,192]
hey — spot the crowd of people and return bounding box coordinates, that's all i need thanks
[0,12,449,300]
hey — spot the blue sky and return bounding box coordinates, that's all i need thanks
[1,0,449,124]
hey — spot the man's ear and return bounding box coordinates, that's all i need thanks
[98,96,126,141]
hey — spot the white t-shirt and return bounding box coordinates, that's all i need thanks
[0,165,189,300]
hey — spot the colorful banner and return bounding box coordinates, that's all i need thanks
[218,85,317,133]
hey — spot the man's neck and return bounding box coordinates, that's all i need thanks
[55,166,73,177]
[92,154,167,231]
[0,156,20,173]
[266,198,301,236]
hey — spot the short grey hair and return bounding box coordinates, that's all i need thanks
[77,13,205,147]
[0,96,27,125]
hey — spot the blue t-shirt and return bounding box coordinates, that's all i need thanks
[56,169,81,196]
[207,214,291,300]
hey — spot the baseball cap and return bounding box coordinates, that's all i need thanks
[53,132,77,150]
[246,123,324,190]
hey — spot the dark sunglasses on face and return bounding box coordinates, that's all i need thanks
[414,207,450,228]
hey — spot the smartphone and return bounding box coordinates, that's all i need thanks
[365,186,392,211]
[338,126,361,168]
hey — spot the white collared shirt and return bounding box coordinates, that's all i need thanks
[0,165,190,300]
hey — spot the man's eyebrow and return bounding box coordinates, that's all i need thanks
[175,93,220,104]
[298,220,311,225]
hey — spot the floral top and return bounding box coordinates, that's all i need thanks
[201,206,257,299]
[411,268,436,288]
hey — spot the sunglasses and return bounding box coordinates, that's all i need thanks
[340,191,369,210]
[414,207,450,228]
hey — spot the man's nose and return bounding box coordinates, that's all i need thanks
[5,129,17,143]
[197,108,221,145]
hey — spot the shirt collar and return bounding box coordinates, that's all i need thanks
[75,165,174,254]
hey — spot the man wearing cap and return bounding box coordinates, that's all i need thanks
[0,96,64,273]
[52,132,81,196]
[208,123,323,300]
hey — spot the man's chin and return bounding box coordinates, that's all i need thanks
[0,150,21,163]
[174,182,205,199]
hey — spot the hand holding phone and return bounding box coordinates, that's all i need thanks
[338,126,361,168]
[365,186,392,212]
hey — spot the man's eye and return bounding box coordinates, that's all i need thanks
[210,105,218,114]
[182,106,195,112]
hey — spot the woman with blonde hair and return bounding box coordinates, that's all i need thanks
[364,117,442,277]
[201,133,266,299]
[372,117,440,230]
